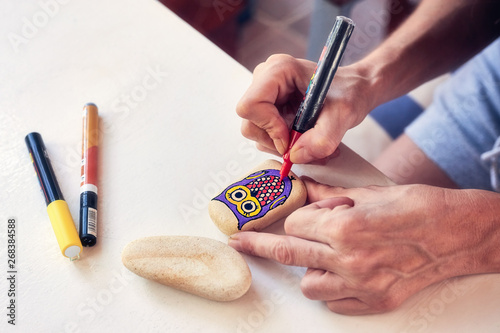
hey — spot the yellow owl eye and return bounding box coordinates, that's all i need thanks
[241,200,257,214]
[226,185,262,217]
[230,189,247,202]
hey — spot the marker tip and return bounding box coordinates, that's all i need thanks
[279,160,292,182]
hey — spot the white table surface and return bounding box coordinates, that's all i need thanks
[1,0,499,332]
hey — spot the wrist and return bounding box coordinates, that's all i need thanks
[439,189,500,276]
[350,55,401,109]
[347,59,388,112]
[463,190,500,274]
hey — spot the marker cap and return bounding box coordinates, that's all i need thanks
[47,200,83,260]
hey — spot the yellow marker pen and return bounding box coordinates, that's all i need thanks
[25,132,82,261]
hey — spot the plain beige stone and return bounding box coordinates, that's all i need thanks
[209,159,307,235]
[121,236,252,301]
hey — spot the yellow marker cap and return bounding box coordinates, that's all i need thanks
[47,200,83,260]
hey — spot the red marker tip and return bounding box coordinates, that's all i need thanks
[279,159,292,182]
[279,130,303,181]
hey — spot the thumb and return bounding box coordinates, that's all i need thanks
[289,119,344,164]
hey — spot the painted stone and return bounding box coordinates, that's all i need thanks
[208,159,307,235]
[122,236,252,302]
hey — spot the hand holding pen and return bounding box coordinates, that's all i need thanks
[237,17,376,166]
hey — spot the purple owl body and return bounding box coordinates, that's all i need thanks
[212,169,294,230]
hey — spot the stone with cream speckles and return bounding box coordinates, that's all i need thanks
[122,236,251,301]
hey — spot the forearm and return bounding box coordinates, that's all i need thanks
[352,0,500,107]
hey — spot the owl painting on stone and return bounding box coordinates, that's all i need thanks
[209,160,307,235]
[212,168,294,230]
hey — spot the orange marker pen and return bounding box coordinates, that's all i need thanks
[79,103,99,247]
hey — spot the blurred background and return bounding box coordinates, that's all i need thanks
[157,0,419,71]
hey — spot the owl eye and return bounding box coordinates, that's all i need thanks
[230,189,247,202]
[241,200,257,214]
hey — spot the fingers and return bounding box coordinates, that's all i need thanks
[301,268,371,315]
[255,143,281,157]
[237,100,289,154]
[300,268,351,300]
[230,234,373,315]
[237,55,316,155]
[326,299,372,316]
[284,196,353,244]
[240,120,282,155]
[280,177,355,243]
[240,120,276,153]
[228,231,337,270]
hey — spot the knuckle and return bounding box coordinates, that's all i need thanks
[265,53,294,66]
[236,98,251,118]
[283,214,298,234]
[240,121,254,139]
[339,210,366,235]
[333,244,367,275]
[327,215,352,244]
[239,237,259,257]
[260,116,286,141]
[252,61,266,74]
[326,301,341,314]
[300,278,315,300]
[253,54,294,75]
[270,239,295,265]
[339,253,363,275]
[314,134,338,157]
[364,185,383,194]
[375,296,400,313]
[258,116,275,131]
